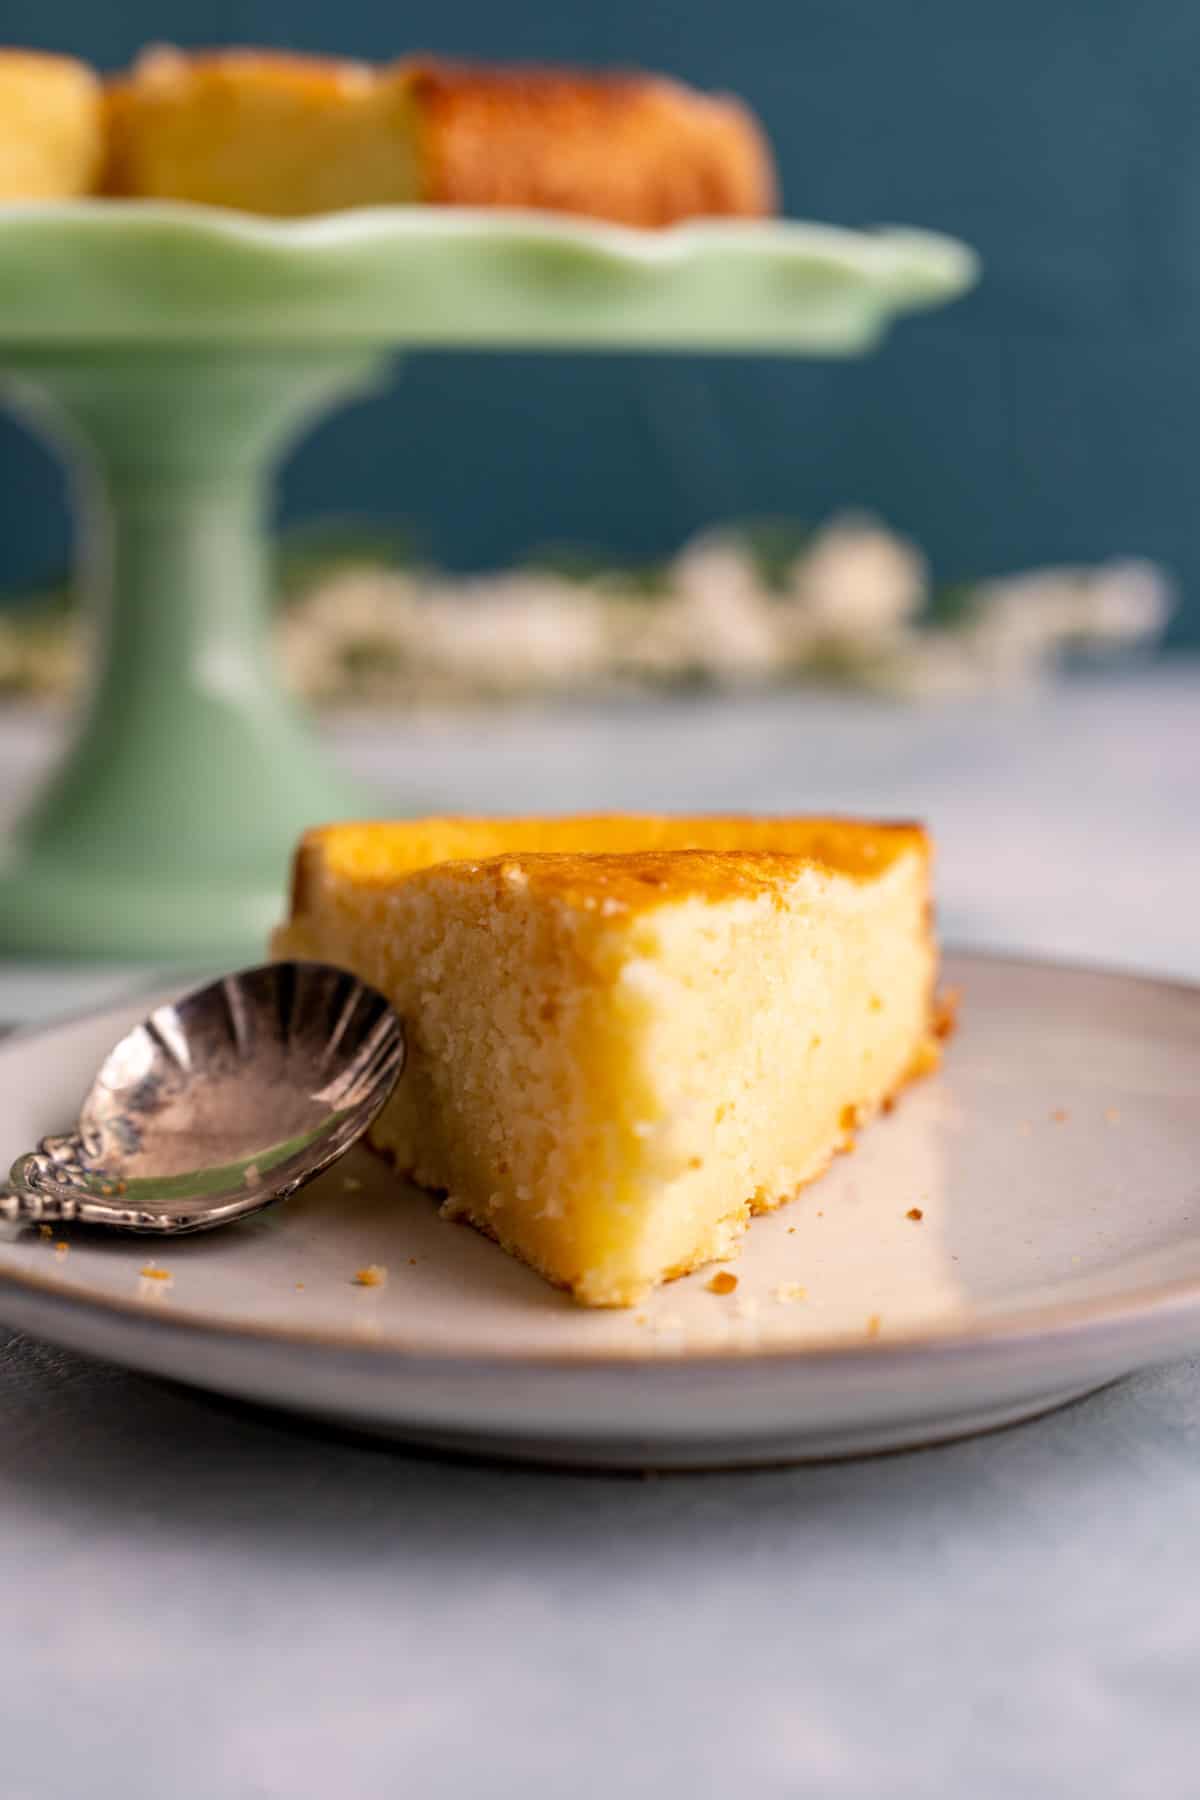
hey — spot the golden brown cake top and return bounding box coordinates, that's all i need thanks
[289,815,928,918]
[0,47,96,76]
[417,844,926,914]
[394,56,775,222]
[109,44,374,100]
[392,56,774,219]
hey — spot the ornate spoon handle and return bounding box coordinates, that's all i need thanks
[0,1183,80,1225]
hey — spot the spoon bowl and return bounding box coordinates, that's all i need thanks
[2,963,405,1233]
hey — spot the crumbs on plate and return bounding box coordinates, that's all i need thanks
[933,988,961,1041]
[706,1270,739,1296]
[140,1263,171,1281]
[906,1206,924,1221]
[774,1282,807,1304]
[353,1264,387,1288]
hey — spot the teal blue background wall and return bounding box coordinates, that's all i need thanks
[2,0,1198,645]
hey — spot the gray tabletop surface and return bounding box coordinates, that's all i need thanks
[1,668,1198,1799]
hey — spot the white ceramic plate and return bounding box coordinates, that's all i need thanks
[0,952,1197,1468]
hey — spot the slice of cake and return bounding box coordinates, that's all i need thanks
[0,50,104,200]
[103,48,421,217]
[102,47,776,224]
[391,58,776,225]
[272,817,941,1307]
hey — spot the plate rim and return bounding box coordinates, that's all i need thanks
[0,946,1196,1379]
[0,203,977,350]
[0,199,975,284]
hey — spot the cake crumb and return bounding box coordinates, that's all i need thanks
[353,1264,387,1288]
[787,1226,797,1234]
[908,1038,943,1079]
[408,1257,417,1266]
[38,1224,53,1240]
[906,1207,924,1222]
[1050,1109,1068,1124]
[774,1282,807,1303]
[343,1175,362,1193]
[53,1241,69,1255]
[295,1282,305,1291]
[706,1270,738,1296]
[866,1313,882,1337]
[140,1264,171,1281]
[933,988,961,1040]
[1105,1108,1121,1125]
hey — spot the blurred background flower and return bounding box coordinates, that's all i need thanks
[0,515,1171,709]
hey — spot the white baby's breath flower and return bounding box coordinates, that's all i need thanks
[1084,560,1174,645]
[878,559,1173,697]
[415,572,611,695]
[671,532,764,614]
[0,519,1171,712]
[965,560,1173,683]
[781,514,927,660]
[277,568,422,701]
[863,636,989,701]
[616,531,781,684]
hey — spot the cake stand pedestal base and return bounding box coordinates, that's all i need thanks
[0,346,390,960]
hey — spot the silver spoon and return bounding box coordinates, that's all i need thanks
[0,963,404,1235]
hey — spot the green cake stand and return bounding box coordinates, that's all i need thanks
[0,202,976,960]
